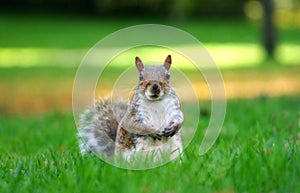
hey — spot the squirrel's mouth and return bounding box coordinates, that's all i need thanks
[145,91,163,101]
[149,94,159,99]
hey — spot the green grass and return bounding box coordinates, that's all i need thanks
[0,14,299,192]
[1,14,299,48]
[1,14,300,68]
[0,14,299,70]
[0,15,257,48]
[0,97,299,193]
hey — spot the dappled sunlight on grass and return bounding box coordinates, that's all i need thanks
[0,43,299,114]
[276,44,300,65]
[0,44,299,68]
[0,48,86,67]
[206,43,264,68]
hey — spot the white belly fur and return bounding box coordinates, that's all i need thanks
[138,96,177,131]
[124,96,183,161]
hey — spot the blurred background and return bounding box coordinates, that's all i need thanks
[0,0,299,114]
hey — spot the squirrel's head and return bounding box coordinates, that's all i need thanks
[135,55,172,101]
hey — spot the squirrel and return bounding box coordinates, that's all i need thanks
[78,55,184,162]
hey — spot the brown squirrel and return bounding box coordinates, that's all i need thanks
[78,55,184,162]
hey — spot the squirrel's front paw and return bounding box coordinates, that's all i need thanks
[162,124,179,137]
[149,132,163,141]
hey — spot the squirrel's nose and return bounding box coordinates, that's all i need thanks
[152,83,159,91]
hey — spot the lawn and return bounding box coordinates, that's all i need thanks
[1,13,300,68]
[0,14,261,48]
[0,97,299,192]
[1,13,299,48]
[0,14,300,192]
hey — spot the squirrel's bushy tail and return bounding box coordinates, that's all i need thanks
[78,98,127,157]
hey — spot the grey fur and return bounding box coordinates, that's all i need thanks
[78,99,127,157]
[78,55,184,161]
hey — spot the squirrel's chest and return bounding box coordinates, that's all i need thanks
[137,97,175,130]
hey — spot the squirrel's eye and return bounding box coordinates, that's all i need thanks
[139,74,144,81]
[166,72,170,80]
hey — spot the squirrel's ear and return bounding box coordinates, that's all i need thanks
[135,56,144,72]
[164,55,171,71]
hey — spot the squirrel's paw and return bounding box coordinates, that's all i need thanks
[149,132,163,141]
[162,124,179,137]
